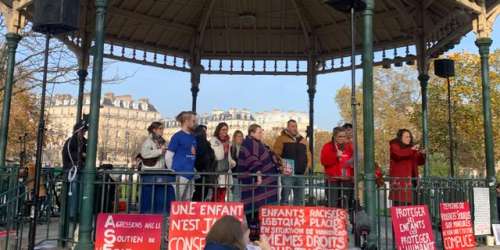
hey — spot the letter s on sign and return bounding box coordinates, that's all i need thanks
[104,228,116,245]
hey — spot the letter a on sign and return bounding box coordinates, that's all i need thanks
[104,215,115,228]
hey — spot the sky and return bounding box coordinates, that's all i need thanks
[51,19,500,130]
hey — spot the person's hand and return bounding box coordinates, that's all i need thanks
[411,144,420,151]
[161,145,167,153]
[256,171,262,185]
[254,235,272,250]
[419,148,426,154]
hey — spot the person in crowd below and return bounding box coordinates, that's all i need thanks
[320,127,354,209]
[139,121,173,213]
[389,129,425,206]
[342,123,353,143]
[230,130,244,201]
[62,119,88,222]
[205,215,271,250]
[237,124,280,221]
[210,122,236,202]
[273,119,311,205]
[192,125,217,201]
[166,111,197,201]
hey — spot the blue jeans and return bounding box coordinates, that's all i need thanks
[140,174,175,214]
[231,177,241,202]
[280,175,305,205]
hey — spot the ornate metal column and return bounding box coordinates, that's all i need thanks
[191,63,202,113]
[307,55,317,170]
[0,33,21,168]
[416,3,430,176]
[418,73,430,174]
[75,69,88,122]
[361,0,376,247]
[75,0,108,249]
[476,37,498,223]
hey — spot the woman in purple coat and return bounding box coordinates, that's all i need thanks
[237,124,280,219]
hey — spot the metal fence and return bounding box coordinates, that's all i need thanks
[0,166,491,249]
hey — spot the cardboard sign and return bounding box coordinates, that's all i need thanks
[473,187,491,235]
[440,202,476,250]
[168,202,244,250]
[492,224,500,245]
[95,213,163,250]
[259,205,349,250]
[391,205,436,250]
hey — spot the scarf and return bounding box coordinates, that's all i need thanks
[218,135,230,157]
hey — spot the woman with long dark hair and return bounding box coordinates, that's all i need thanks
[192,125,217,201]
[389,129,425,205]
[139,121,172,213]
[210,122,236,202]
[320,126,354,208]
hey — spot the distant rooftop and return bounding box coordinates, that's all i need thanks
[49,92,159,112]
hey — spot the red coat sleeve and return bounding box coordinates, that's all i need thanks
[321,143,338,167]
[390,142,416,161]
[416,152,426,166]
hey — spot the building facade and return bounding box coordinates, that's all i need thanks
[46,93,162,166]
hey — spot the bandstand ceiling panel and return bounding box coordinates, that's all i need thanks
[16,0,493,74]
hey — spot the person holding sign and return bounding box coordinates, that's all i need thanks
[389,129,425,205]
[320,126,354,209]
[210,122,237,202]
[272,119,311,205]
[237,124,280,220]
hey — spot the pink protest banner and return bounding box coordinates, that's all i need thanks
[95,213,163,250]
[168,202,244,250]
[391,205,436,250]
[440,202,476,250]
[259,205,349,250]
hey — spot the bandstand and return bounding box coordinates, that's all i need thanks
[0,0,499,249]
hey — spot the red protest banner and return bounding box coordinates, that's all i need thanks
[95,213,163,250]
[391,205,436,250]
[440,202,476,250]
[259,205,349,250]
[168,202,244,250]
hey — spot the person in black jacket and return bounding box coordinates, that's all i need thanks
[61,119,87,222]
[192,125,217,201]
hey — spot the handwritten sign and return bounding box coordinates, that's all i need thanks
[168,202,244,250]
[95,213,163,250]
[473,187,491,235]
[259,206,349,250]
[391,205,436,250]
[440,202,475,250]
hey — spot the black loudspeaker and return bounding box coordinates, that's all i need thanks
[434,59,455,78]
[33,0,80,35]
[324,0,367,12]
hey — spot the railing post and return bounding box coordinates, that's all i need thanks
[475,37,498,224]
[362,0,377,247]
[0,33,21,169]
[75,0,108,249]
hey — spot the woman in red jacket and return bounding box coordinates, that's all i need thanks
[389,129,425,205]
[321,127,353,208]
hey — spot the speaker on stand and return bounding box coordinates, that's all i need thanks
[324,0,368,248]
[434,59,456,177]
[29,1,80,249]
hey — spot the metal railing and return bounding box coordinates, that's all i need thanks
[0,166,491,249]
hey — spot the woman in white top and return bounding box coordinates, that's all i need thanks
[139,122,170,213]
[210,122,236,202]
